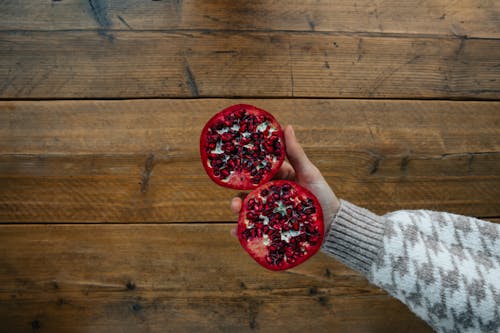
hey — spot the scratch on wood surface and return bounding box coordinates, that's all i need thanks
[59,280,124,289]
[467,153,475,174]
[368,63,403,96]
[306,15,316,31]
[0,75,16,94]
[372,5,383,32]
[23,71,50,96]
[400,153,410,174]
[369,156,381,175]
[357,38,363,62]
[361,109,376,144]
[367,126,375,144]
[203,14,220,23]
[429,151,498,160]
[450,23,468,39]
[406,54,421,65]
[184,63,199,97]
[455,38,466,59]
[366,150,385,175]
[248,300,261,330]
[213,50,239,55]
[117,15,132,30]
[140,154,155,193]
[284,269,337,284]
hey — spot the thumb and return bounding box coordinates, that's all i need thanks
[284,125,318,178]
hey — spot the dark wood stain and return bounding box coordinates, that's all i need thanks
[88,0,111,28]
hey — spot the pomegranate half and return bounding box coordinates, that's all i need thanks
[200,104,285,190]
[238,180,324,270]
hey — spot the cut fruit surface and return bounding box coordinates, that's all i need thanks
[237,180,324,270]
[200,104,285,190]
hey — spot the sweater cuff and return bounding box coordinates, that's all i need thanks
[321,199,385,275]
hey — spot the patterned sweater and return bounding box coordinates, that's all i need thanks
[321,200,500,333]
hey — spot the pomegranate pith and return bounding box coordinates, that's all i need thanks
[238,180,324,270]
[200,104,285,190]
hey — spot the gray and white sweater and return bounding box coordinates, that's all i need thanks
[321,200,500,333]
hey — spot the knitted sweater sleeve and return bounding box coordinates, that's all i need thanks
[320,199,500,333]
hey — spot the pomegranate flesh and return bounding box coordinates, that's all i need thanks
[238,180,324,270]
[200,104,285,190]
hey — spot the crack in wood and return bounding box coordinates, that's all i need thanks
[368,151,499,176]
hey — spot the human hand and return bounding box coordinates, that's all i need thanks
[230,125,340,237]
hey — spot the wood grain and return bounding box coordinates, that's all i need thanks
[1,99,498,222]
[0,0,499,38]
[1,32,499,99]
[1,1,498,332]
[0,223,433,332]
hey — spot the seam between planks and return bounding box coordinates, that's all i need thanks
[1,97,500,102]
[0,218,498,226]
[0,28,498,41]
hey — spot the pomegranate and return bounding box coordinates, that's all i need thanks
[200,104,285,190]
[237,180,324,270]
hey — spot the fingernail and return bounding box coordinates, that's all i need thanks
[289,125,295,138]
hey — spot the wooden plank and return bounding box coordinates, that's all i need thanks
[0,32,499,99]
[0,0,498,38]
[0,224,433,332]
[0,99,499,222]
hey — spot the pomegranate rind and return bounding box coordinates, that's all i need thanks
[200,104,286,190]
[237,180,324,271]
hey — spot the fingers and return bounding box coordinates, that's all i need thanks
[284,125,320,182]
[273,161,296,180]
[231,197,242,214]
[229,125,326,239]
[230,197,241,237]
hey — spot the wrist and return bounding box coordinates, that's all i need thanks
[323,197,340,237]
[321,199,385,275]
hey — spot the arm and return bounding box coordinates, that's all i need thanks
[322,199,500,333]
[230,125,500,332]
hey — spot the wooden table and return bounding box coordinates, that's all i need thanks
[1,1,499,332]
